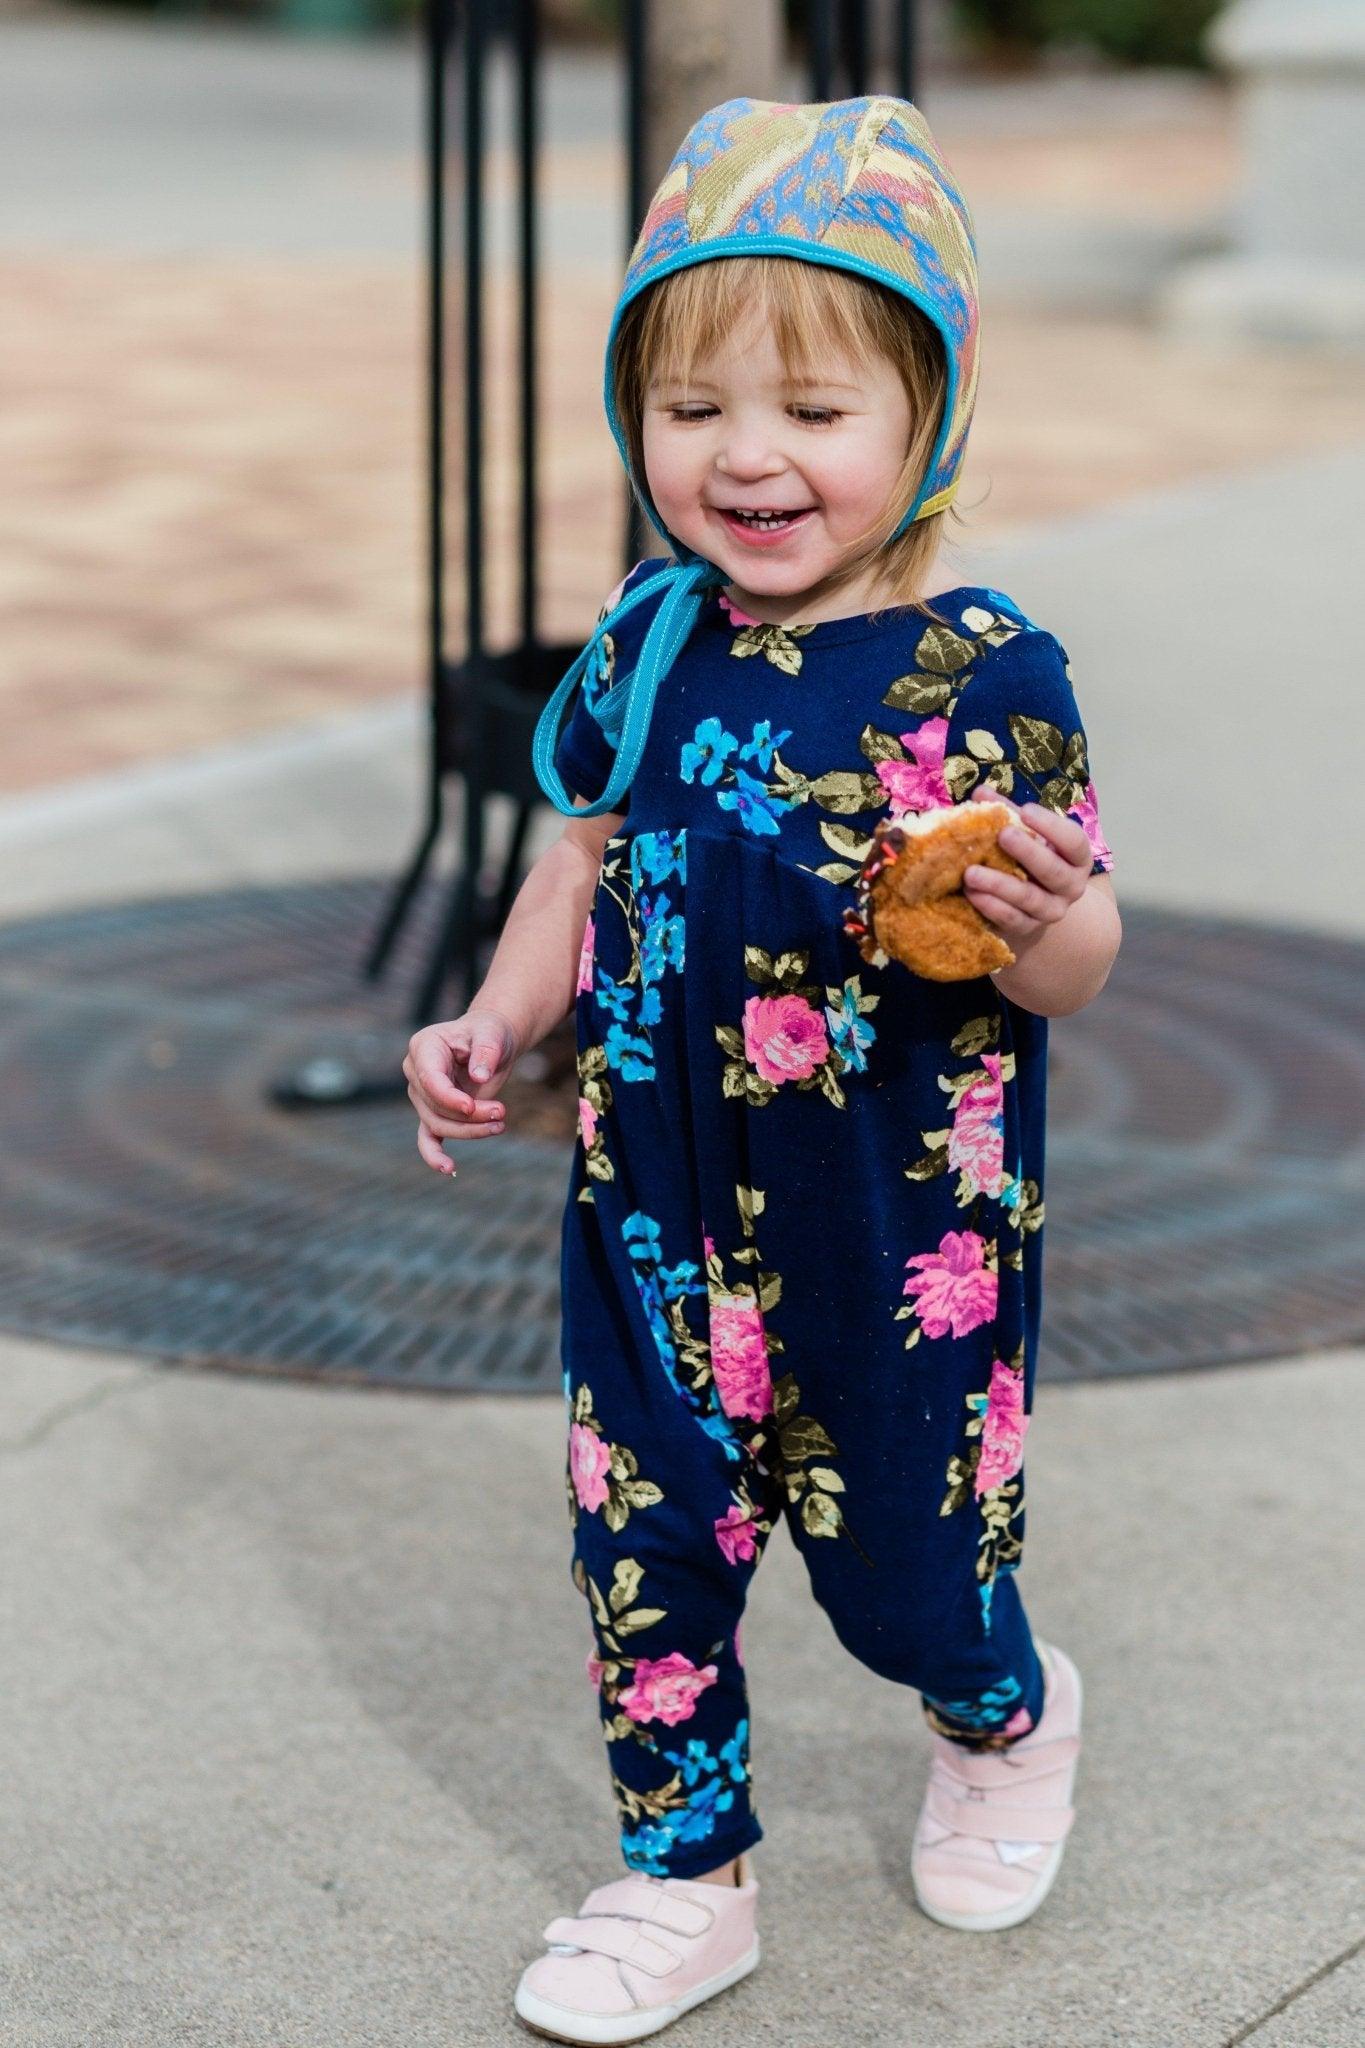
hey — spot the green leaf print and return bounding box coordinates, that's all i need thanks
[609,1558,644,1613]
[1008,714,1064,774]
[882,672,955,715]
[808,768,885,814]
[915,624,976,674]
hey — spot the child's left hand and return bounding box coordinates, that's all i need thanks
[961,784,1092,945]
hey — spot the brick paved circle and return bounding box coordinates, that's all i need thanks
[0,881,1361,1389]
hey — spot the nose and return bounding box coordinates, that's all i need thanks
[714,423,787,484]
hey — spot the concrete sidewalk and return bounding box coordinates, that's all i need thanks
[0,1332,1359,2046]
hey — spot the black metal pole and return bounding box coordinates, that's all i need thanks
[361,0,450,989]
[516,0,539,650]
[845,0,869,94]
[623,0,648,573]
[810,0,834,99]
[896,0,917,101]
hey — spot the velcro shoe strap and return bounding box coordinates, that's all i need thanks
[926,1782,1074,1844]
[943,1734,1080,1789]
[541,1915,682,1979]
[579,1878,714,1938]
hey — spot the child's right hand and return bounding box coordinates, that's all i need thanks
[403,1008,520,1177]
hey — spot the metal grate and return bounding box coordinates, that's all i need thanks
[0,881,1361,1389]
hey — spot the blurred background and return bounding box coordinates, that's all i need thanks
[1,6,1362,2041]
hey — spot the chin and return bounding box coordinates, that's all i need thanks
[732,556,841,595]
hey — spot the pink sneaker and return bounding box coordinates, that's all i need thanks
[513,1854,760,2045]
[911,1639,1082,1932]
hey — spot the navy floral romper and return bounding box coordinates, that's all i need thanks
[553,560,1115,1880]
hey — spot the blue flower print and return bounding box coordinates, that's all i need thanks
[593,970,634,1024]
[604,1019,654,1082]
[825,981,878,1073]
[638,892,685,988]
[682,719,796,838]
[922,1674,1024,1730]
[715,767,791,837]
[680,717,738,787]
[620,1777,736,1873]
[669,1737,719,1788]
[585,830,687,1075]
[631,828,687,890]
[737,719,792,773]
[620,1823,676,1877]
[622,1211,740,1457]
[717,1718,750,1784]
[658,1257,704,1301]
[983,588,1039,631]
[672,1774,736,1846]
[618,1718,749,1873]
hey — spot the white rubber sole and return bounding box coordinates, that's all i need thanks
[513,1940,760,2046]
[912,1644,1083,1934]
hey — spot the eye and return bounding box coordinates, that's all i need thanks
[666,404,718,423]
[790,404,839,425]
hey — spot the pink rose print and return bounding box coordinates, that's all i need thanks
[975,1358,1028,1495]
[577,1095,599,1150]
[709,1289,774,1420]
[618,1650,719,1727]
[876,715,953,816]
[715,1501,759,1564]
[569,1421,612,1513]
[703,1230,717,1261]
[718,591,761,628]
[903,1228,998,1340]
[586,1649,607,1689]
[576,914,596,995]
[1002,1705,1033,1736]
[743,992,830,1085]
[1067,779,1113,870]
[949,1054,1006,1199]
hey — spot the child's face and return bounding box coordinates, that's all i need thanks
[641,305,912,608]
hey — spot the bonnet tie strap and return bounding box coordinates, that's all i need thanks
[531,557,726,817]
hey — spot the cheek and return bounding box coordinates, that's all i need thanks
[642,430,700,515]
[817,432,906,523]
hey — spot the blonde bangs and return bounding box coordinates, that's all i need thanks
[612,255,960,615]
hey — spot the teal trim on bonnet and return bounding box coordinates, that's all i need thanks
[601,235,964,560]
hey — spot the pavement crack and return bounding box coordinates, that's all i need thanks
[0,1366,154,1455]
[1221,1930,1365,2046]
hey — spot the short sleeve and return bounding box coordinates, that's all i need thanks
[550,559,659,813]
[552,676,622,811]
[943,617,1114,875]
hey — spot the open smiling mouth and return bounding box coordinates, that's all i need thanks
[715,505,817,544]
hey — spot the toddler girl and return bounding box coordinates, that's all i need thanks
[405,95,1120,2045]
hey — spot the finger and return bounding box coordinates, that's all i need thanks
[969,783,1019,813]
[1014,801,1090,868]
[467,1025,511,1084]
[415,1106,507,1140]
[964,885,1036,937]
[408,1082,505,1128]
[416,1122,456,1175]
[965,866,1065,926]
[997,822,1077,894]
[410,1045,476,1115]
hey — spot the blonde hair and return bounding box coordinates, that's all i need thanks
[611,254,958,617]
